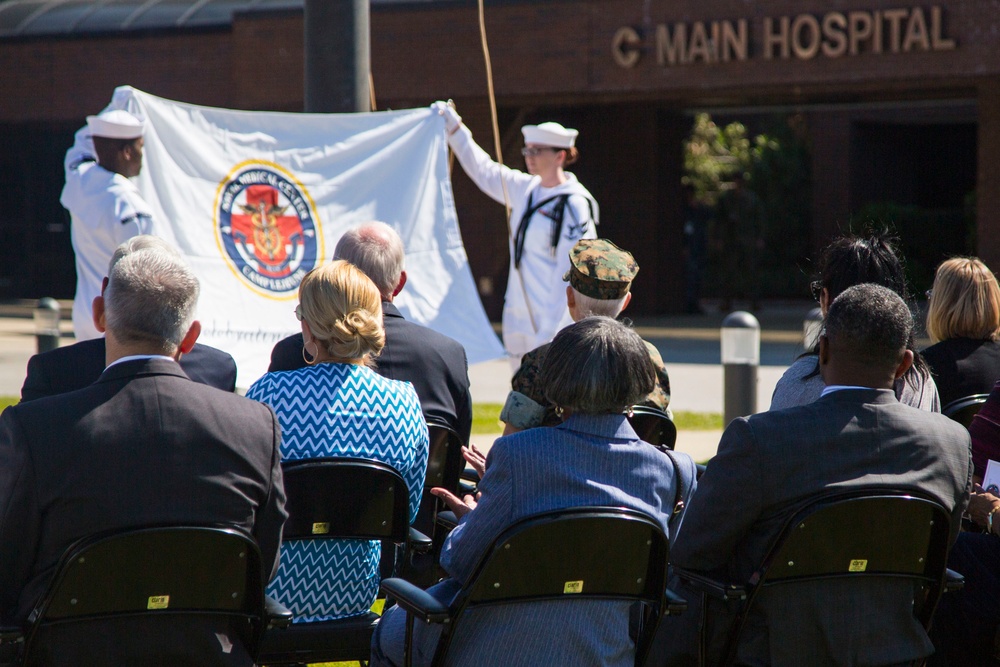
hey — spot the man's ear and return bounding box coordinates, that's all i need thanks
[565,286,575,308]
[620,292,632,313]
[100,276,109,295]
[894,349,914,380]
[177,320,201,356]
[92,295,107,333]
[818,335,830,367]
[392,271,407,298]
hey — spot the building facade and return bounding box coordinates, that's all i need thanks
[0,0,997,315]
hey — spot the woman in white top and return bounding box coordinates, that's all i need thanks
[433,102,598,370]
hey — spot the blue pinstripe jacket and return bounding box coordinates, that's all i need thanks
[437,413,697,666]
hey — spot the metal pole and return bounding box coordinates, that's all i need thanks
[34,297,60,354]
[304,0,370,113]
[721,311,760,425]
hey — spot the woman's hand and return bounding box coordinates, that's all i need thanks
[431,100,461,134]
[462,444,487,478]
[431,487,479,520]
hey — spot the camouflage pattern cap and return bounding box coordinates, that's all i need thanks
[562,239,639,300]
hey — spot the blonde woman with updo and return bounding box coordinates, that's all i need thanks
[922,256,1000,407]
[247,260,428,623]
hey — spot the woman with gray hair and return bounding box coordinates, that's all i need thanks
[371,316,697,667]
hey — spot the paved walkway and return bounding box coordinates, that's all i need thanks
[1,298,824,462]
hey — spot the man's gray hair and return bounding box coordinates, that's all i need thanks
[104,247,200,351]
[542,316,654,415]
[825,283,913,370]
[571,287,628,318]
[334,222,405,299]
[107,235,180,274]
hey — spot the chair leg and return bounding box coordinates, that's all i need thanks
[404,615,414,667]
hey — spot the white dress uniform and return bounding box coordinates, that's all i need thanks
[61,113,154,341]
[447,124,598,367]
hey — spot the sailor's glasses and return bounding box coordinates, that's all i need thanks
[521,147,562,157]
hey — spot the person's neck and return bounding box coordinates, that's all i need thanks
[821,369,895,391]
[539,170,568,188]
[105,336,176,367]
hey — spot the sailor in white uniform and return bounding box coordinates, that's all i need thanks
[434,102,599,371]
[61,109,154,341]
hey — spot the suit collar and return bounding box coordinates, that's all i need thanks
[96,357,190,384]
[815,387,898,405]
[382,301,404,320]
[559,413,638,440]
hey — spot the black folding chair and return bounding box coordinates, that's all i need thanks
[258,457,429,666]
[675,488,964,667]
[414,422,464,542]
[942,393,990,428]
[382,507,687,667]
[0,526,288,666]
[628,405,678,449]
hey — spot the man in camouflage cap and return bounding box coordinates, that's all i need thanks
[499,238,671,433]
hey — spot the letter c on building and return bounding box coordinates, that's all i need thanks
[613,26,642,68]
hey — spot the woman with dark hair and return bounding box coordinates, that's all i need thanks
[770,230,940,411]
[431,101,598,371]
[921,257,1000,407]
[371,316,698,667]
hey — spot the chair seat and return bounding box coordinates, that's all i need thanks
[258,612,379,665]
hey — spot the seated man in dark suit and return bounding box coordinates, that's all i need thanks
[269,221,472,443]
[657,283,972,667]
[0,244,286,666]
[21,235,237,401]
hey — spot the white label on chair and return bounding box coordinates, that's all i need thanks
[216,633,233,654]
[848,559,868,572]
[564,581,584,594]
[147,595,170,609]
[312,522,330,534]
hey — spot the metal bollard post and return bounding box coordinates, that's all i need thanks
[34,297,60,354]
[721,311,760,425]
[803,307,823,351]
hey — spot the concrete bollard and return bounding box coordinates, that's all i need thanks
[34,297,60,354]
[722,311,760,425]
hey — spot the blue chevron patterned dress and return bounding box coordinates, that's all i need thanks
[247,362,428,622]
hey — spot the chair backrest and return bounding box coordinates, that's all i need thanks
[627,405,678,449]
[722,488,953,665]
[438,507,669,663]
[24,526,265,660]
[414,422,464,537]
[280,457,410,543]
[942,393,990,427]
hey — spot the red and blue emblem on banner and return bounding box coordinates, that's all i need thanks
[215,162,323,297]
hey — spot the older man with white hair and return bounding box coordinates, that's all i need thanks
[499,238,671,434]
[0,244,286,665]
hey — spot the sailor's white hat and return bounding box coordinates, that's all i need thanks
[521,122,578,148]
[86,109,144,140]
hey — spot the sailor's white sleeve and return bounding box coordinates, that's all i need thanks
[448,125,533,207]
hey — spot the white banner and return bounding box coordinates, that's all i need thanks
[101,86,504,387]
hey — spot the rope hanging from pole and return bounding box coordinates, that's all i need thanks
[476,0,537,334]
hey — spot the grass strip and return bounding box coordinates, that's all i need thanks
[471,403,722,433]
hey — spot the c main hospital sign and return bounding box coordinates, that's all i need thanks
[613,6,956,68]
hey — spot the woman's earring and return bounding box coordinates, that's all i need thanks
[554,405,564,418]
[302,340,318,365]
